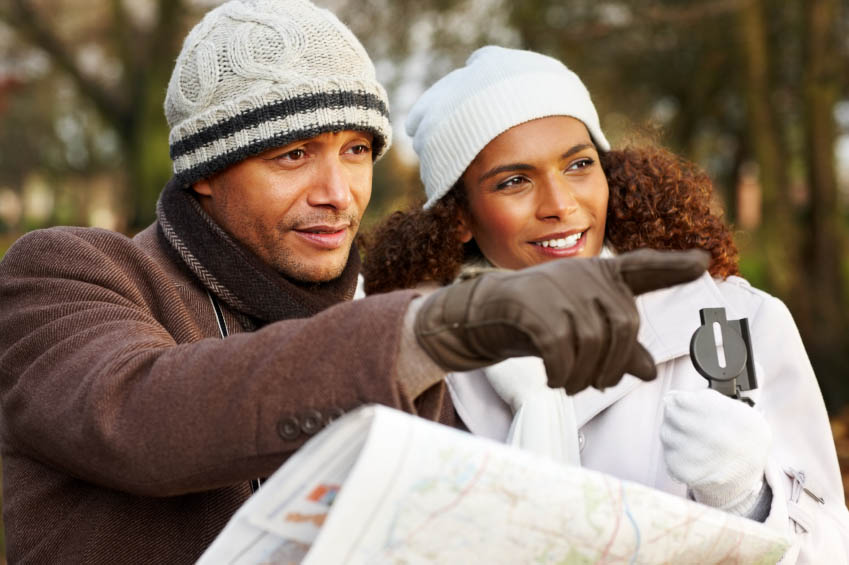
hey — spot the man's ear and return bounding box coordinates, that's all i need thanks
[456,210,474,244]
[192,178,212,197]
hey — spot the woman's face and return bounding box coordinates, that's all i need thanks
[459,116,609,270]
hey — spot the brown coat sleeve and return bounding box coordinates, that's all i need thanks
[0,227,453,497]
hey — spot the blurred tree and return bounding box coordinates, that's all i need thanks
[500,0,849,409]
[1,0,848,408]
[365,148,421,230]
[737,0,797,298]
[354,0,849,410]
[1,0,190,230]
[798,0,849,405]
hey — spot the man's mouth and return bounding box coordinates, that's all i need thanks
[294,224,350,249]
[296,224,349,234]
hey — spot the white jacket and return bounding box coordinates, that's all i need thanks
[447,272,849,563]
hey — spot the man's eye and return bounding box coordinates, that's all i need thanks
[347,144,372,155]
[279,149,306,161]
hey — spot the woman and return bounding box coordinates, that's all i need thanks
[362,46,849,561]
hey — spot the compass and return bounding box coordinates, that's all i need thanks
[689,307,758,405]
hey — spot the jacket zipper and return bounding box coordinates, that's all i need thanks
[208,291,263,495]
[785,467,825,504]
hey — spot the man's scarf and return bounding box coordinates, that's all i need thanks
[156,178,360,328]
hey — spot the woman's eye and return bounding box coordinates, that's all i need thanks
[567,157,594,171]
[495,176,527,190]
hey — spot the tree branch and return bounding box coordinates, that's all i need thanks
[109,0,137,76]
[6,0,128,127]
[645,0,751,25]
[151,0,186,61]
[512,0,752,45]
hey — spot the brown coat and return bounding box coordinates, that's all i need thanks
[0,224,455,564]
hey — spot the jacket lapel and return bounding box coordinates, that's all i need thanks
[573,272,740,427]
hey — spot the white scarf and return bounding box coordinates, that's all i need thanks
[482,357,581,465]
[475,246,617,466]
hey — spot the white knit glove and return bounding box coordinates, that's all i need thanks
[660,388,771,516]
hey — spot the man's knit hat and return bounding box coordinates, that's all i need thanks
[165,0,392,187]
[406,46,610,209]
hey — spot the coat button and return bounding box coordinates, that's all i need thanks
[325,407,345,425]
[300,409,323,435]
[277,416,301,440]
[578,431,586,452]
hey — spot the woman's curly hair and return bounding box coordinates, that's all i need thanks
[361,145,738,295]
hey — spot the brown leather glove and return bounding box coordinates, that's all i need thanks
[414,248,709,394]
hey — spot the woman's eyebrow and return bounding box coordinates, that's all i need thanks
[477,142,595,183]
[478,163,533,183]
[561,143,594,159]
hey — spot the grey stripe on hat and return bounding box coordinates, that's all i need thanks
[173,115,389,187]
[173,104,389,166]
[170,90,389,159]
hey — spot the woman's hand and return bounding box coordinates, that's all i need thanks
[661,388,772,516]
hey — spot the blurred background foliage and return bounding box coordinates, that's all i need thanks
[5,0,848,401]
[1,0,849,555]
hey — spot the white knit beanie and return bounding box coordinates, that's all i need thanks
[165,0,392,187]
[406,46,610,209]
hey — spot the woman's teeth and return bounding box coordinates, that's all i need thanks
[535,232,583,249]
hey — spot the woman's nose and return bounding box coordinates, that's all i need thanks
[536,178,579,220]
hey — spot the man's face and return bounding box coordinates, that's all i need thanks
[193,130,374,282]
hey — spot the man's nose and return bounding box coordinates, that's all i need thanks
[307,157,353,210]
[537,177,578,220]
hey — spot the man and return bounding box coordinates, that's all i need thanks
[0,0,706,562]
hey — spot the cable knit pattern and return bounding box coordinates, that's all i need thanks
[164,0,392,186]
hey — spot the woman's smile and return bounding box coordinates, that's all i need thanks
[530,230,588,257]
[459,116,609,270]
